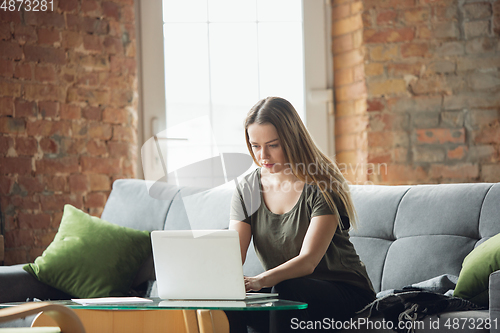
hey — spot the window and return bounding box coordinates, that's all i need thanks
[138,0,333,182]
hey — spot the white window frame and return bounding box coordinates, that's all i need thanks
[135,0,334,179]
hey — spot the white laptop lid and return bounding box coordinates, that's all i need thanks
[151,230,247,300]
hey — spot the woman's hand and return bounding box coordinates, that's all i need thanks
[244,276,265,292]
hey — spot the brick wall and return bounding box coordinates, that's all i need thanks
[0,0,138,265]
[361,0,500,184]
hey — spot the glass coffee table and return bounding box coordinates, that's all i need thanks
[1,298,307,333]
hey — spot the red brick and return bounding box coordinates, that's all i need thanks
[0,97,14,116]
[34,65,57,83]
[0,176,14,194]
[60,104,81,120]
[59,0,79,12]
[416,128,465,144]
[0,11,21,24]
[83,34,102,52]
[24,84,66,102]
[403,8,431,23]
[18,212,51,229]
[89,174,111,191]
[377,10,398,25]
[69,53,109,71]
[107,141,128,157]
[103,36,124,55]
[86,139,107,156]
[15,100,37,117]
[88,123,112,140]
[61,31,83,49]
[366,98,385,111]
[69,174,90,192]
[110,56,136,75]
[82,107,101,120]
[103,108,128,124]
[77,72,99,86]
[4,249,28,266]
[5,229,34,247]
[37,28,60,45]
[122,4,135,22]
[15,137,38,155]
[364,27,415,43]
[387,62,423,76]
[0,81,21,97]
[51,211,63,228]
[40,193,83,211]
[0,41,22,60]
[13,24,37,44]
[0,157,32,175]
[0,22,10,40]
[36,157,79,174]
[43,175,67,192]
[475,127,500,144]
[0,136,13,154]
[24,45,66,64]
[35,231,57,247]
[17,175,43,193]
[81,156,121,174]
[401,43,429,58]
[82,0,101,14]
[24,12,65,29]
[67,88,110,106]
[14,63,32,80]
[447,146,466,160]
[85,192,107,208]
[368,131,394,147]
[482,164,500,182]
[102,2,121,21]
[38,101,59,118]
[429,164,479,180]
[409,77,450,95]
[27,120,71,137]
[0,59,14,77]
[0,117,25,134]
[82,17,109,35]
[380,165,428,184]
[364,0,414,9]
[40,137,58,154]
[336,81,367,102]
[112,125,134,142]
[65,14,82,31]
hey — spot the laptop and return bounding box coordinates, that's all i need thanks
[151,230,278,301]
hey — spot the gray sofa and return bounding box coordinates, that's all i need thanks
[1,179,500,332]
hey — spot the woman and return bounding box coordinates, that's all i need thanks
[228,97,375,333]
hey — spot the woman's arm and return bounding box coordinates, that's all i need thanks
[244,214,338,291]
[229,220,252,264]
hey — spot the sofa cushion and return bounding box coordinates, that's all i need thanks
[454,232,500,306]
[24,205,152,298]
[101,179,179,231]
[350,183,497,293]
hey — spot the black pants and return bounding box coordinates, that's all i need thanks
[225,278,375,333]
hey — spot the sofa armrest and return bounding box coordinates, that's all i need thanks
[489,270,500,332]
[0,264,71,303]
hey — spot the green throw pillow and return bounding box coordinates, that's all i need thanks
[23,204,151,299]
[454,233,500,306]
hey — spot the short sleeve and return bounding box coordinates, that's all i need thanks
[230,187,251,224]
[310,187,350,230]
[311,188,334,218]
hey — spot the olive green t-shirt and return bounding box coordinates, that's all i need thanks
[230,168,375,295]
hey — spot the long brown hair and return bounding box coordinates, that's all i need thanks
[245,97,358,229]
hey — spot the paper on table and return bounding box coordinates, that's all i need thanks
[71,297,154,305]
